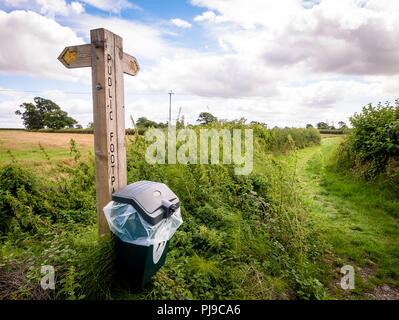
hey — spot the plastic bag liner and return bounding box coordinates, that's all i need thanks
[103,201,183,246]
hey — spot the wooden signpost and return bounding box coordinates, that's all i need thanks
[58,28,139,235]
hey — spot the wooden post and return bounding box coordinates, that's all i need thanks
[58,28,139,235]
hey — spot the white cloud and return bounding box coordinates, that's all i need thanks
[1,0,86,16]
[192,0,399,76]
[193,11,226,24]
[259,3,399,75]
[0,10,88,81]
[2,0,399,128]
[79,0,139,13]
[63,13,193,63]
[70,2,85,14]
[170,18,192,29]
[0,9,190,80]
[191,0,302,29]
[0,89,35,128]
[36,0,69,15]
[131,54,279,98]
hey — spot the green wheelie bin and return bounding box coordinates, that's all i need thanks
[103,180,183,288]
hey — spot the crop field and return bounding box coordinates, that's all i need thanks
[0,130,94,165]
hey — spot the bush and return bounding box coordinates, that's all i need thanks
[28,128,145,135]
[318,129,345,134]
[247,124,320,153]
[349,100,399,175]
[123,125,326,299]
[0,143,97,236]
[329,99,399,194]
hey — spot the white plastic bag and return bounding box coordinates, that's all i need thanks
[103,201,183,246]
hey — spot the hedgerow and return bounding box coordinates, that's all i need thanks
[330,100,399,188]
[0,124,328,300]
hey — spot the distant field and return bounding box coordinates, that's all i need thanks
[0,130,94,164]
[0,129,327,164]
[320,133,347,139]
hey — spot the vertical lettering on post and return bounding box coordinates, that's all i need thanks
[105,42,118,195]
[90,29,119,235]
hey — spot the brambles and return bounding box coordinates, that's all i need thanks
[0,125,326,300]
[349,100,399,174]
[331,100,399,189]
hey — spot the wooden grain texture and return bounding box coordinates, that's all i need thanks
[122,52,140,76]
[90,28,120,235]
[59,28,139,236]
[58,44,92,68]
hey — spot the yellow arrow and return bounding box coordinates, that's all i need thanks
[130,60,138,74]
[62,49,77,65]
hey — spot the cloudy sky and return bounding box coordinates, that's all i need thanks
[1,0,399,128]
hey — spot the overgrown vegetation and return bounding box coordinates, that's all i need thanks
[330,100,399,192]
[0,124,329,300]
[21,127,145,135]
[283,138,399,299]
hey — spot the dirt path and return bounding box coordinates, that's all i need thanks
[292,138,399,300]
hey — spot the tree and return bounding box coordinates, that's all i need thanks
[15,102,43,129]
[136,117,158,128]
[251,121,267,127]
[15,97,77,130]
[156,122,168,129]
[338,121,347,129]
[197,112,217,125]
[44,109,77,130]
[316,122,329,129]
[87,122,94,129]
[306,124,313,128]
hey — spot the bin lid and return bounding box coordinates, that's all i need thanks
[112,181,180,225]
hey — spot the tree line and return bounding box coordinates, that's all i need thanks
[15,97,348,131]
[306,121,348,130]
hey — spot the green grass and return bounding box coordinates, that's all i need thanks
[2,130,397,300]
[287,138,399,298]
[0,147,92,164]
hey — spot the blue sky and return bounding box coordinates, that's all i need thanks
[1,0,399,128]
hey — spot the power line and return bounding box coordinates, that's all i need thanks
[0,89,169,95]
[0,88,191,96]
[0,88,288,101]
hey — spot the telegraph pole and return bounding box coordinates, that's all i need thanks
[168,90,174,127]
